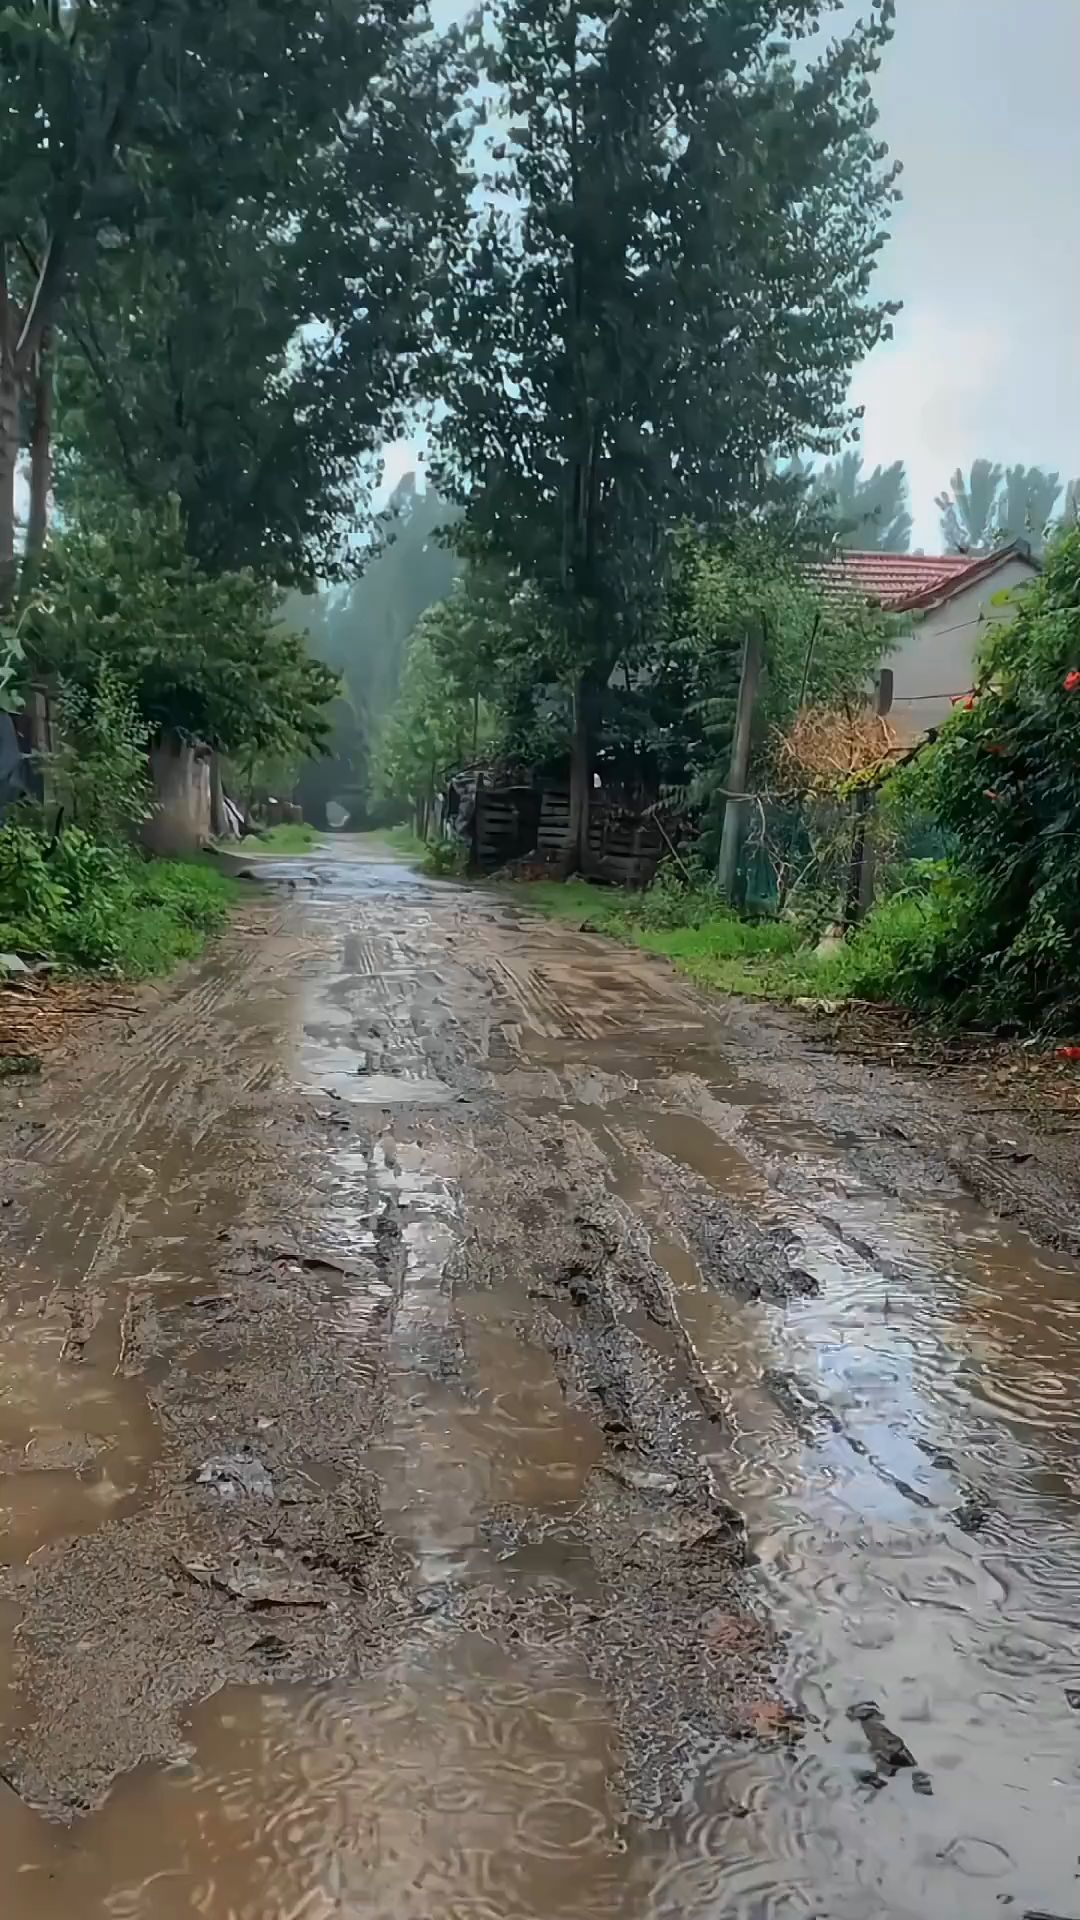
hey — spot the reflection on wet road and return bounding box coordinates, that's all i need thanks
[2,839,1079,1918]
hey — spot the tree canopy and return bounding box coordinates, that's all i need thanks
[805,451,912,552]
[18,504,337,757]
[1,0,467,597]
[936,460,1073,557]
[52,33,468,584]
[889,529,1080,1024]
[431,0,900,862]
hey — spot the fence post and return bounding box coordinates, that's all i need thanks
[846,668,893,924]
[717,622,764,902]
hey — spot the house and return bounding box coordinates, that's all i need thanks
[816,542,1040,740]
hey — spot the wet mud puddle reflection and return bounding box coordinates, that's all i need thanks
[600,1112,1080,1917]
[3,849,1080,1919]
[1,855,627,1919]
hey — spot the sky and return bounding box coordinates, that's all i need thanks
[390,0,1080,551]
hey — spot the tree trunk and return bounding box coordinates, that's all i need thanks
[562,674,590,877]
[0,249,17,616]
[209,752,228,838]
[716,624,764,902]
[143,733,212,855]
[23,333,52,582]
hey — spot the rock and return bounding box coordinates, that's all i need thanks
[648,1513,728,1550]
[415,1583,453,1616]
[193,1450,274,1499]
[911,1770,934,1796]
[848,1700,916,1771]
[952,1495,991,1533]
[0,953,31,975]
[601,1458,679,1496]
[177,1557,330,1607]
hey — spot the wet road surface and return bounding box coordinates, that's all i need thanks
[1,840,1079,1918]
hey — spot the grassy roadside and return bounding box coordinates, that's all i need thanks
[511,878,833,1002]
[0,829,242,983]
[230,822,322,856]
[380,825,427,860]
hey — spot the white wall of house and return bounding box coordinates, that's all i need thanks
[884,556,1037,740]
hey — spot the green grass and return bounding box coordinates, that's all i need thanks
[0,822,241,981]
[380,825,427,860]
[116,858,241,976]
[511,877,829,1001]
[233,822,321,855]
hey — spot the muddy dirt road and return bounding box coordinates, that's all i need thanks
[2,840,1079,1918]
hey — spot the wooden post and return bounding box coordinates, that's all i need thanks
[209,752,228,839]
[716,623,764,901]
[846,668,893,924]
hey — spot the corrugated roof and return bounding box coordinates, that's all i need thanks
[810,543,1035,612]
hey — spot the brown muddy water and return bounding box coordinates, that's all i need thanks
[2,840,1080,1919]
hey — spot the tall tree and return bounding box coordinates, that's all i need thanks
[0,0,461,602]
[433,0,900,867]
[811,451,912,551]
[936,460,1063,555]
[293,474,462,726]
[998,465,1062,552]
[375,613,491,836]
[935,460,1004,553]
[53,36,467,584]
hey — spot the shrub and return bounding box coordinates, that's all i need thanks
[421,837,469,878]
[0,821,236,977]
[45,669,151,841]
[871,529,1080,1027]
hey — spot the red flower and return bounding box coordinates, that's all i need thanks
[962,694,976,710]
[1056,1046,1080,1062]
[1064,669,1080,691]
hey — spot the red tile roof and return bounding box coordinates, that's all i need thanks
[811,543,1035,613]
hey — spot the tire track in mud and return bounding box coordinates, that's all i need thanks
[4,853,1080,1920]
[0,902,420,1821]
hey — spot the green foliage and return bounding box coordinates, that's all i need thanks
[290,477,461,718]
[381,825,428,860]
[236,824,320,855]
[794,452,912,552]
[1,0,469,601]
[45,668,151,840]
[420,838,469,879]
[0,824,237,976]
[375,603,496,828]
[658,528,891,855]
[15,504,337,758]
[52,48,468,585]
[0,623,24,712]
[516,875,811,998]
[935,461,1072,557]
[291,478,462,824]
[432,0,900,850]
[856,531,1080,1026]
[813,865,957,1006]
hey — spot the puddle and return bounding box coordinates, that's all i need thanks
[3,1654,620,1920]
[3,841,1080,1919]
[623,1155,1080,1916]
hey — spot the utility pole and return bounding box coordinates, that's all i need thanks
[716,622,764,902]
